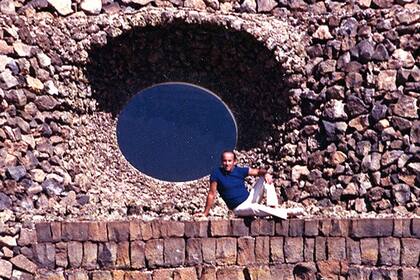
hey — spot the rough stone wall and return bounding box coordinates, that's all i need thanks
[0,0,419,264]
[1,218,420,279]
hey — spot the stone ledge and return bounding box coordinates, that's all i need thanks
[32,218,420,243]
[34,264,420,280]
[25,218,420,273]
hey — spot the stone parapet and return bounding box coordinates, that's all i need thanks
[2,218,420,279]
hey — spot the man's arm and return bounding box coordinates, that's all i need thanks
[202,181,218,216]
[248,168,267,177]
[248,168,273,184]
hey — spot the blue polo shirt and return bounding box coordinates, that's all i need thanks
[210,166,250,210]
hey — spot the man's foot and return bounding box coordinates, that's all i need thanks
[287,207,306,217]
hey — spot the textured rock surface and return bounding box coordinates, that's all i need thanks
[0,0,418,231]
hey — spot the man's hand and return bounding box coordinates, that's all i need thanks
[264,173,273,184]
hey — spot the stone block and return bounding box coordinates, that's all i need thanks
[304,220,318,236]
[33,243,55,269]
[35,270,65,280]
[412,218,420,238]
[216,267,244,280]
[255,236,270,264]
[152,268,173,280]
[12,269,35,279]
[231,218,250,236]
[184,221,208,238]
[0,235,17,247]
[270,237,284,263]
[319,219,331,236]
[112,270,125,280]
[327,237,346,260]
[116,241,130,268]
[91,271,112,280]
[62,222,89,241]
[275,220,289,236]
[370,268,399,279]
[18,228,36,246]
[88,222,107,242]
[401,238,420,266]
[10,254,37,274]
[164,238,185,267]
[378,237,400,266]
[251,219,275,236]
[246,265,271,280]
[210,220,231,236]
[160,221,184,237]
[330,219,349,236]
[108,221,129,242]
[68,241,83,268]
[393,218,411,237]
[173,267,197,280]
[151,220,162,238]
[125,271,152,280]
[347,267,372,280]
[400,268,419,280]
[360,238,378,266]
[186,238,202,265]
[0,260,12,279]
[200,266,216,280]
[315,237,327,261]
[317,260,340,279]
[50,222,62,242]
[237,237,255,265]
[145,239,164,268]
[129,221,142,241]
[67,271,89,280]
[215,237,237,265]
[288,219,304,237]
[140,222,153,240]
[350,219,393,238]
[82,241,97,270]
[284,237,303,263]
[346,238,361,264]
[35,223,52,242]
[55,242,68,268]
[98,242,117,268]
[304,238,315,262]
[201,238,216,264]
[131,240,146,269]
[269,264,294,279]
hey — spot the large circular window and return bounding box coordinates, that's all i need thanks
[116,83,237,182]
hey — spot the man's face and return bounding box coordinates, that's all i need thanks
[221,152,236,172]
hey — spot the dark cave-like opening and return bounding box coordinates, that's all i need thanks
[85,21,291,151]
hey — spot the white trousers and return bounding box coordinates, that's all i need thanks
[233,177,287,219]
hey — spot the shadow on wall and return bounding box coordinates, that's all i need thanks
[85,21,291,151]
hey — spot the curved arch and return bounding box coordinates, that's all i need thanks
[85,9,304,151]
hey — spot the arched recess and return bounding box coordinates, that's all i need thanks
[84,12,301,152]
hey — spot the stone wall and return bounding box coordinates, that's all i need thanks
[0,218,419,279]
[0,0,418,223]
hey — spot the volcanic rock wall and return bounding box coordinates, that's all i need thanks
[0,0,419,278]
[0,0,418,222]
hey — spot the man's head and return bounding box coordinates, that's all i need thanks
[221,150,237,172]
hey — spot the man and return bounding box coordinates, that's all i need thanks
[198,150,301,219]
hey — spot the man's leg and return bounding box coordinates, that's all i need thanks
[247,177,265,204]
[233,202,287,219]
[247,177,279,206]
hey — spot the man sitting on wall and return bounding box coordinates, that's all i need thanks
[196,150,304,219]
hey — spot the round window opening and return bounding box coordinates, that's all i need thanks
[116,82,237,182]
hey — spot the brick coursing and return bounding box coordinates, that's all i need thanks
[26,218,420,279]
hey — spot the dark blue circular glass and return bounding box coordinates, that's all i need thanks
[116,83,237,182]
